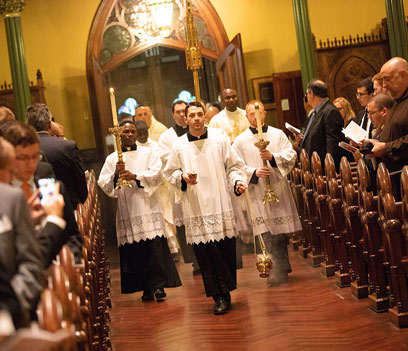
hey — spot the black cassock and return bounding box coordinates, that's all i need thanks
[119,236,181,293]
[192,237,237,300]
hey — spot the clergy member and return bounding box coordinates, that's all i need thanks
[98,120,181,302]
[163,101,249,315]
[233,100,302,286]
[158,100,200,275]
[134,105,167,142]
[208,88,249,143]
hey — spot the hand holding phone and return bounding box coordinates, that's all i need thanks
[38,178,56,205]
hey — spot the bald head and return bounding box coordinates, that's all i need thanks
[0,107,15,122]
[0,137,16,183]
[380,57,408,99]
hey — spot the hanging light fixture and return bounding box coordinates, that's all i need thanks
[147,0,174,38]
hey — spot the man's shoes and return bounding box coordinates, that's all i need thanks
[213,297,229,315]
[154,288,167,302]
[141,290,154,301]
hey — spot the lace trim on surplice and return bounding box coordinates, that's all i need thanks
[184,210,237,245]
[116,212,165,246]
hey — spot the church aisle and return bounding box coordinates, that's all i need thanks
[108,249,408,351]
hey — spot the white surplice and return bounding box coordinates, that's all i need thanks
[163,128,249,245]
[208,107,250,143]
[149,115,168,142]
[233,127,302,236]
[97,146,164,246]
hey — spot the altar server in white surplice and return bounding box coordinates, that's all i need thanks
[163,101,249,315]
[98,120,181,302]
[233,100,302,286]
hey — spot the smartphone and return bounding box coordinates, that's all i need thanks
[38,178,56,204]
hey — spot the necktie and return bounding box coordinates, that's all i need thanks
[21,182,32,200]
[301,111,316,146]
[361,110,368,130]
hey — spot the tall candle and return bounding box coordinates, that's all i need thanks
[255,104,263,139]
[110,88,118,126]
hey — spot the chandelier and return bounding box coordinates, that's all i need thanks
[129,0,174,38]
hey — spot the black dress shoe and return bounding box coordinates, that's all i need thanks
[154,288,167,301]
[213,298,228,315]
[141,291,154,301]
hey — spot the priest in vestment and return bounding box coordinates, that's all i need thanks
[134,105,167,142]
[98,120,181,301]
[163,102,249,315]
[208,88,250,143]
[233,100,302,286]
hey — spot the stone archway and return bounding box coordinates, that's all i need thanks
[86,0,229,157]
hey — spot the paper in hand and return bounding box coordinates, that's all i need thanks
[342,121,368,144]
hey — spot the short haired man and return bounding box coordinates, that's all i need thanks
[232,100,301,286]
[163,101,249,315]
[300,79,346,170]
[3,122,82,263]
[205,102,221,125]
[158,100,198,270]
[98,121,181,301]
[0,136,58,326]
[208,88,250,143]
[354,77,374,138]
[367,57,408,199]
[26,103,88,209]
[134,105,167,142]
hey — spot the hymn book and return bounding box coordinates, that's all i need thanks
[342,121,368,144]
[285,122,301,135]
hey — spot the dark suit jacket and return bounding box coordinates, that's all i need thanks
[38,133,88,209]
[0,260,22,328]
[0,183,45,325]
[35,162,83,263]
[301,100,346,170]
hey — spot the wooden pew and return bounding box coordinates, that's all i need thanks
[357,160,389,312]
[340,157,369,298]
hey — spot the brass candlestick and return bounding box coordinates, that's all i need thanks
[109,125,133,189]
[185,0,202,102]
[254,138,279,204]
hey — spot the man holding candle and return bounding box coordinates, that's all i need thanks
[163,101,249,315]
[98,120,181,301]
[233,100,302,286]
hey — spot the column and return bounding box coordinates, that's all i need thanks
[385,0,408,59]
[0,1,31,121]
[292,0,316,90]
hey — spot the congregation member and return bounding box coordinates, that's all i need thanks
[372,73,388,96]
[134,105,167,142]
[98,120,181,302]
[362,93,394,193]
[368,57,408,199]
[26,103,88,209]
[233,100,301,286]
[209,88,249,143]
[3,122,82,263]
[354,77,374,138]
[333,97,355,127]
[0,136,65,327]
[163,101,248,315]
[300,79,346,170]
[0,106,15,122]
[158,100,200,274]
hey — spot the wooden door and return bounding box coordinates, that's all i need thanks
[272,70,305,132]
[216,34,248,107]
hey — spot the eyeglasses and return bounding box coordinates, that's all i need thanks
[356,92,369,97]
[15,153,42,162]
[367,109,380,116]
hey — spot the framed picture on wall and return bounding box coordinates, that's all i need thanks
[252,76,275,110]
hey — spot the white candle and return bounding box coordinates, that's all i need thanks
[110,88,118,126]
[255,104,263,139]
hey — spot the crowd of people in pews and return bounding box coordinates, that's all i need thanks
[0,104,87,331]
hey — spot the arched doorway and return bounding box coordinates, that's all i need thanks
[86,0,247,157]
